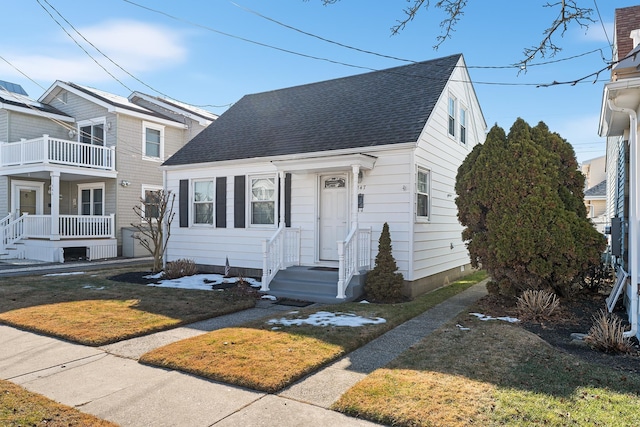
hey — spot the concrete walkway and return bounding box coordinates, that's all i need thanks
[0,280,488,427]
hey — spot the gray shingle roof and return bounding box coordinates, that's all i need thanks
[164,54,462,166]
[584,179,606,198]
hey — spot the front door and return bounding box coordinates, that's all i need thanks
[319,174,348,261]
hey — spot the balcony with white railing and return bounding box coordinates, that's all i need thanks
[0,134,115,171]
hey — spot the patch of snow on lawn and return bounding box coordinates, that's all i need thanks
[82,285,105,290]
[147,273,261,291]
[470,312,520,323]
[268,311,386,327]
[261,295,277,301]
[43,271,85,277]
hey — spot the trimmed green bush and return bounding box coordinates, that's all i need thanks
[455,119,605,297]
[365,222,404,302]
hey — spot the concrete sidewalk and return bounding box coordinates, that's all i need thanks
[0,281,488,427]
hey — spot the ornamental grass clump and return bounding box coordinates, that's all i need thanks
[163,258,198,280]
[516,289,560,321]
[585,309,632,354]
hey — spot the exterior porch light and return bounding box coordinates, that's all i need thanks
[120,180,131,187]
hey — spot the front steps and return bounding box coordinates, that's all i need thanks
[265,266,366,304]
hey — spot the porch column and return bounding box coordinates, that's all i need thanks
[279,170,286,228]
[351,165,360,229]
[50,171,60,240]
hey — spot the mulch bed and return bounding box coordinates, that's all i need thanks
[475,291,640,374]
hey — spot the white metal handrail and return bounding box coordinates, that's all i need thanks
[0,135,115,170]
[261,225,301,291]
[337,227,372,299]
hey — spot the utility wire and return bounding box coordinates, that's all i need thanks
[37,0,231,109]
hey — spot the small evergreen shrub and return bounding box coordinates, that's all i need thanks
[164,258,198,280]
[516,289,560,321]
[585,310,632,354]
[364,223,404,303]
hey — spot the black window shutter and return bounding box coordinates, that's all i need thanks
[234,176,245,228]
[179,179,189,228]
[216,177,227,228]
[285,173,291,227]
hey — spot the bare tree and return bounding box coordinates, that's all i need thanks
[315,0,594,67]
[131,189,176,273]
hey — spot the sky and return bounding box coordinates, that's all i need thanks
[2,0,637,164]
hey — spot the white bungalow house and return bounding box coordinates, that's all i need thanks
[598,4,640,340]
[0,80,215,262]
[162,54,487,302]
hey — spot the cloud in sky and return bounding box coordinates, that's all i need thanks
[0,19,187,87]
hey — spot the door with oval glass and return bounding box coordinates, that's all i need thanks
[319,174,348,261]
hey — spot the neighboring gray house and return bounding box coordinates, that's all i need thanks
[162,54,487,302]
[598,4,640,340]
[0,80,216,262]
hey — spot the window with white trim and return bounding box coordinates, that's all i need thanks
[417,168,430,220]
[142,185,162,222]
[193,180,214,225]
[78,118,105,146]
[459,107,467,145]
[78,183,105,216]
[250,176,276,225]
[142,121,164,160]
[448,96,456,137]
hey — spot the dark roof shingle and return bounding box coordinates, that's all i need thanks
[164,54,462,166]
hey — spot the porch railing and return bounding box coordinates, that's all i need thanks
[261,225,301,291]
[1,214,115,246]
[337,227,372,299]
[0,135,115,171]
[2,214,25,250]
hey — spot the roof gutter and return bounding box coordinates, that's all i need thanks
[607,98,638,339]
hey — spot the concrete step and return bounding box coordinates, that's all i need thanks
[266,266,366,304]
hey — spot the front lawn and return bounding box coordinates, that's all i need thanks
[0,379,116,426]
[140,271,487,392]
[333,308,640,426]
[0,267,256,345]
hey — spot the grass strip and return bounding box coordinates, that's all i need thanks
[0,266,255,346]
[333,309,640,426]
[140,271,487,392]
[0,379,116,426]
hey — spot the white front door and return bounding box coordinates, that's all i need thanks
[319,174,348,261]
[11,181,44,217]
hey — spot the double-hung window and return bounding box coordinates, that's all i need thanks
[448,96,456,137]
[460,107,467,145]
[417,168,430,220]
[78,118,105,146]
[250,176,276,225]
[143,121,164,160]
[142,186,162,222]
[78,183,105,216]
[193,180,214,225]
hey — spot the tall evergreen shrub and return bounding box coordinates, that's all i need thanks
[455,118,605,296]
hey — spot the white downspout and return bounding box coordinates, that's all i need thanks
[608,98,639,338]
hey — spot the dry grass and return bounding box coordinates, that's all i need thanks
[516,289,560,321]
[585,309,633,354]
[140,271,487,392]
[140,327,343,392]
[0,379,116,426]
[334,308,640,426]
[0,266,255,345]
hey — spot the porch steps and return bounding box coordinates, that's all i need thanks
[265,266,365,304]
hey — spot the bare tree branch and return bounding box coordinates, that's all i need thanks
[312,0,594,67]
[131,190,176,273]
